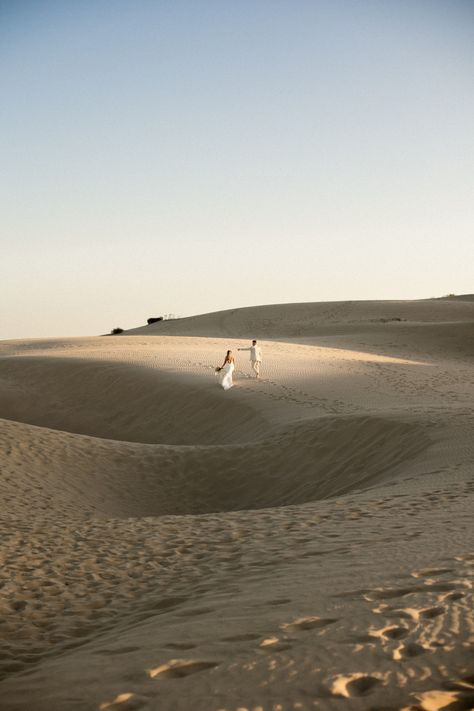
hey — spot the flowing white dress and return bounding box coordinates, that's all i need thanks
[218,361,234,390]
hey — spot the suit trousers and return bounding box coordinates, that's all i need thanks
[251,360,261,376]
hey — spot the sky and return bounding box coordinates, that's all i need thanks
[1,0,473,339]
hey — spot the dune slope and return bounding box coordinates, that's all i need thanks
[0,299,473,711]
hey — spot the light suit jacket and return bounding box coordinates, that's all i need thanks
[241,345,262,361]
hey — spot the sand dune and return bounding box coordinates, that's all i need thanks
[0,299,473,710]
[126,297,474,340]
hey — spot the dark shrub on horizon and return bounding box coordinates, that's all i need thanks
[111,327,124,334]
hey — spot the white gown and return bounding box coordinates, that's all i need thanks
[218,361,234,390]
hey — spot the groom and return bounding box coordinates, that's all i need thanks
[238,339,262,379]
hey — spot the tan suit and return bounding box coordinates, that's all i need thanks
[240,344,262,377]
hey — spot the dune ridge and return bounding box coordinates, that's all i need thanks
[0,299,473,710]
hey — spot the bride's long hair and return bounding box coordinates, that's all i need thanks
[225,350,234,362]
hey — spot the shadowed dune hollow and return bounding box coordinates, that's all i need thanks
[0,357,430,516]
[0,357,267,445]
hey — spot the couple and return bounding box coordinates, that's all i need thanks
[216,340,262,391]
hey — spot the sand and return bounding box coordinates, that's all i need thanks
[0,298,473,711]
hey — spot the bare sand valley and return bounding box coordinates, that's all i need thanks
[0,298,473,711]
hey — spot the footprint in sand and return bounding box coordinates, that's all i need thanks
[381,605,445,622]
[411,567,454,578]
[363,585,424,601]
[393,641,429,659]
[369,625,409,640]
[99,692,151,710]
[442,591,465,601]
[147,659,219,679]
[259,637,293,652]
[419,606,445,619]
[282,616,338,632]
[330,673,381,698]
[414,688,474,711]
[455,553,474,563]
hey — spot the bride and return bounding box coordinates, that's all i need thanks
[216,350,235,390]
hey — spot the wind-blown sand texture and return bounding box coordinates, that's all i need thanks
[0,298,473,711]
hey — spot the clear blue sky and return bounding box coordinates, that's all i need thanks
[2,0,473,338]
